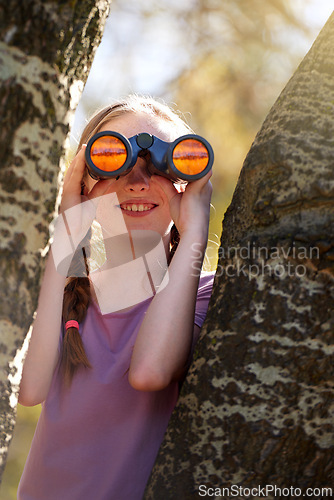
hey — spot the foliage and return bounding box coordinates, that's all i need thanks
[1,405,41,499]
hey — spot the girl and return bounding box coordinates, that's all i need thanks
[18,95,214,499]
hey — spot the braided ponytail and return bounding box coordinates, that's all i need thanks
[61,276,92,385]
[61,234,92,385]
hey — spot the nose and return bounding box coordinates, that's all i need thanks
[124,154,151,192]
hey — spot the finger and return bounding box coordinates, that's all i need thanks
[67,145,87,189]
[62,155,76,183]
[88,179,113,200]
[62,145,86,190]
[180,169,213,197]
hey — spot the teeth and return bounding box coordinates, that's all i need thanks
[123,204,153,212]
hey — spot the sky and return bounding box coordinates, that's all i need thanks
[70,1,334,148]
[302,0,333,26]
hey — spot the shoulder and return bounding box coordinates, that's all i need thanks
[193,270,215,331]
[197,270,215,293]
[194,270,215,305]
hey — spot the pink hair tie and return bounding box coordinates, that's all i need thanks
[65,320,79,330]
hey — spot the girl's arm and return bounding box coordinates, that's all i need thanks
[19,147,109,406]
[18,253,67,406]
[128,172,212,391]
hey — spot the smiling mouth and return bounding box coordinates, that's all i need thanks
[120,203,157,213]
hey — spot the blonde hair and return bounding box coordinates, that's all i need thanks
[61,95,191,384]
[77,94,193,152]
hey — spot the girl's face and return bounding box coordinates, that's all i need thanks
[85,112,181,240]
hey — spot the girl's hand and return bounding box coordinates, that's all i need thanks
[60,145,112,234]
[152,170,213,242]
[60,145,110,213]
[52,146,111,274]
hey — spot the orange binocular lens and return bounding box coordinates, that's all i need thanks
[89,136,127,172]
[172,139,209,176]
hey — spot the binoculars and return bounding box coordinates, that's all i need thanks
[85,131,214,183]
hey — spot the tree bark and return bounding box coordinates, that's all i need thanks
[0,0,110,480]
[145,12,334,499]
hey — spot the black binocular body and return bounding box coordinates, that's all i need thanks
[85,131,214,183]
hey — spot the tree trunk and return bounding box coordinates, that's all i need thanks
[0,0,110,480]
[145,12,334,499]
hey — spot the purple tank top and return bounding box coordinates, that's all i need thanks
[18,272,214,500]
